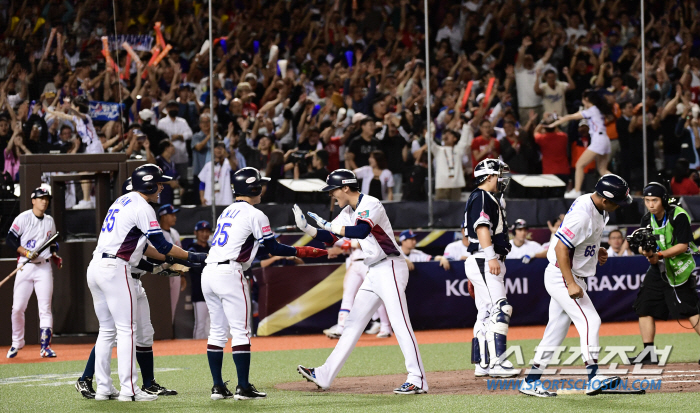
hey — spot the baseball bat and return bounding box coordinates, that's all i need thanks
[0,232,59,288]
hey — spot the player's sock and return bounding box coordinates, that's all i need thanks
[586,363,598,380]
[136,346,154,388]
[524,363,542,383]
[80,346,96,381]
[207,345,225,386]
[232,345,251,389]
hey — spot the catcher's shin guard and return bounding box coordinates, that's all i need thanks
[472,330,489,367]
[486,299,512,367]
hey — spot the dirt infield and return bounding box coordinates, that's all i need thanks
[0,320,694,366]
[278,363,700,395]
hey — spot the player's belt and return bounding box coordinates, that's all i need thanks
[131,273,141,280]
[27,259,50,264]
[217,260,231,264]
[102,253,117,259]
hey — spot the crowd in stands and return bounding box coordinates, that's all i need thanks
[3,0,700,208]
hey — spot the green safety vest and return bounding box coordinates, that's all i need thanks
[650,206,699,286]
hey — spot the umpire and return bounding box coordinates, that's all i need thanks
[633,182,700,364]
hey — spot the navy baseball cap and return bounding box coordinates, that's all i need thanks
[194,220,212,232]
[158,204,180,216]
[31,187,52,199]
[399,230,417,242]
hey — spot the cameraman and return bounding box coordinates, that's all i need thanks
[293,149,329,181]
[632,182,700,364]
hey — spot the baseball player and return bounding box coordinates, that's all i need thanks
[6,187,62,359]
[188,220,212,339]
[158,204,184,322]
[295,169,429,395]
[519,174,630,397]
[442,226,470,263]
[87,164,206,401]
[323,240,392,339]
[75,178,180,399]
[464,159,515,378]
[203,167,326,401]
[506,219,547,262]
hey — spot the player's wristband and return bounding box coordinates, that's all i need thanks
[330,222,343,235]
[656,251,664,259]
[484,245,497,261]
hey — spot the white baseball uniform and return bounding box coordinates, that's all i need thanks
[313,194,427,391]
[443,240,470,260]
[406,248,432,262]
[87,192,162,397]
[534,194,605,367]
[73,115,104,154]
[203,200,273,349]
[163,227,182,322]
[334,242,390,335]
[8,210,57,349]
[507,239,544,259]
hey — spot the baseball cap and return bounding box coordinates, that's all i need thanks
[352,113,368,123]
[511,219,528,231]
[139,108,154,120]
[194,220,212,232]
[399,230,417,242]
[31,187,52,199]
[158,204,180,217]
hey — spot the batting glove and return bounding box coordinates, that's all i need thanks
[156,267,184,277]
[25,250,38,260]
[307,211,343,234]
[292,204,317,237]
[187,251,207,264]
[51,254,63,269]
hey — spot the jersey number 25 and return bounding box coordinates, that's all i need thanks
[212,223,231,246]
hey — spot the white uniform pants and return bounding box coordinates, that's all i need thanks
[340,260,390,333]
[315,258,427,390]
[170,276,181,323]
[87,257,141,397]
[534,264,602,366]
[11,260,53,348]
[134,279,154,347]
[464,256,507,343]
[193,301,210,339]
[202,262,251,348]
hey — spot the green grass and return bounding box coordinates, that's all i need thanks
[0,332,698,412]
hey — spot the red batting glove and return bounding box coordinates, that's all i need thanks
[51,254,63,270]
[467,280,475,299]
[295,246,328,258]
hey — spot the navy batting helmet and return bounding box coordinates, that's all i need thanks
[595,174,632,205]
[320,169,359,192]
[474,158,510,192]
[122,177,133,195]
[231,167,270,197]
[131,164,172,195]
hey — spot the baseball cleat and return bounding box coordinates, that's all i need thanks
[474,365,489,377]
[629,352,658,365]
[376,331,392,338]
[6,347,19,358]
[118,391,158,401]
[519,381,557,398]
[142,380,178,396]
[586,375,622,396]
[95,385,120,401]
[39,346,56,358]
[297,365,325,389]
[234,383,267,400]
[488,360,518,378]
[75,377,96,399]
[323,324,343,339]
[393,382,427,395]
[364,320,381,335]
[211,383,234,400]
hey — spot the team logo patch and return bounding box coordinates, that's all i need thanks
[12,224,19,232]
[246,177,256,184]
[342,179,357,184]
[602,190,614,198]
[358,210,369,218]
[150,221,159,228]
[480,211,490,220]
[142,174,153,182]
[262,225,271,233]
[562,227,575,239]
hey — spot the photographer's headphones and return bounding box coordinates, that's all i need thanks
[642,181,669,207]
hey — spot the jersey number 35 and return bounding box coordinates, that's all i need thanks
[101,209,119,232]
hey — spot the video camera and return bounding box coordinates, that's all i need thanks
[626,226,658,253]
